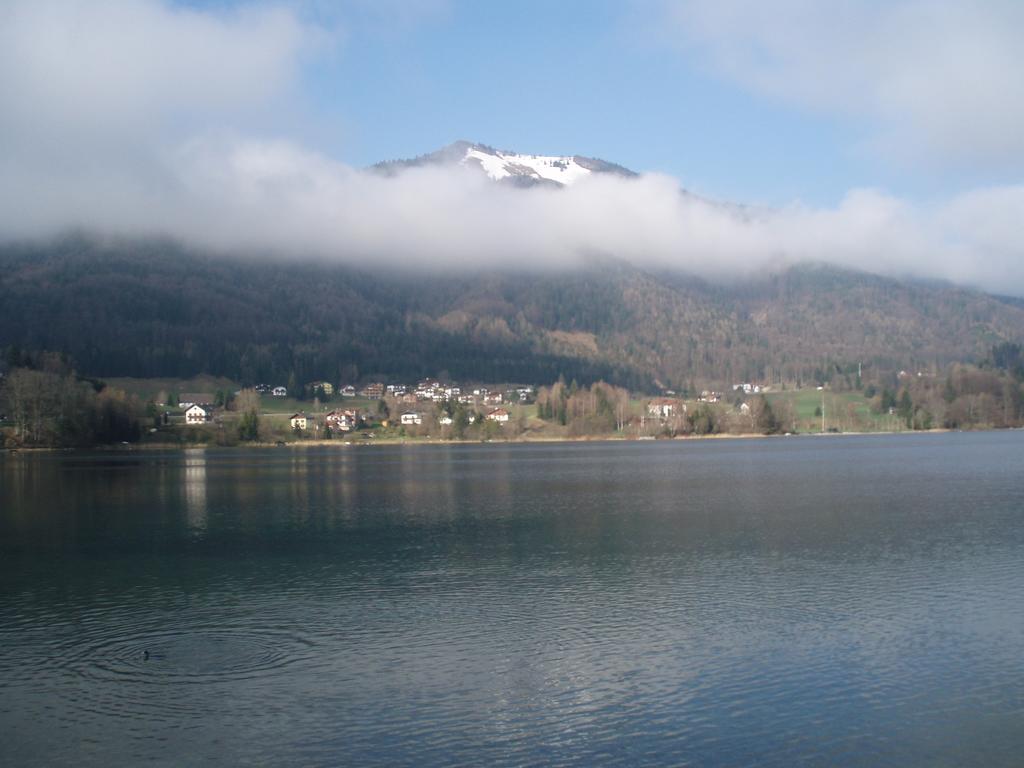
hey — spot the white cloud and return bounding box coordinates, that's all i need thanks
[16,127,1018,295]
[1,0,1024,297]
[665,0,1024,169]
[1,1,314,132]
[0,0,320,208]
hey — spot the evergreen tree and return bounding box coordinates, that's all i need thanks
[453,406,469,439]
[238,409,260,441]
[898,390,913,423]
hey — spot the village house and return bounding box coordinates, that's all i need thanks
[698,390,721,403]
[185,404,213,424]
[289,413,308,431]
[486,408,510,423]
[360,383,385,399]
[732,383,762,394]
[179,393,215,408]
[483,392,503,406]
[325,409,358,432]
[400,412,422,426]
[339,385,357,398]
[439,414,453,426]
[647,398,680,420]
[415,379,442,400]
[272,386,288,397]
[739,402,751,415]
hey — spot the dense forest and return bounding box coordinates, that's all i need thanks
[1,235,1023,392]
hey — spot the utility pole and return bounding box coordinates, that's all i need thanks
[821,390,826,433]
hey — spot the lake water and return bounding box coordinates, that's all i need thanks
[2,432,1023,766]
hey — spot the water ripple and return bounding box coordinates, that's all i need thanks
[3,434,1024,766]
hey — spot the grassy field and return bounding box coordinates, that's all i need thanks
[767,389,904,433]
[106,375,238,403]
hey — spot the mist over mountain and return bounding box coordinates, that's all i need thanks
[3,126,1024,388]
[2,235,1022,391]
[3,0,1024,300]
[3,118,1024,295]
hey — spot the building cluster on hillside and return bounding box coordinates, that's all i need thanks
[375,380,527,427]
[167,379,535,433]
[248,378,535,408]
[168,378,774,437]
[375,379,533,407]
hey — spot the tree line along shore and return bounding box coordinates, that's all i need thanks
[2,344,1023,450]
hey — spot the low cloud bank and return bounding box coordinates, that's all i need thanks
[1,0,1023,296]
[4,130,1023,296]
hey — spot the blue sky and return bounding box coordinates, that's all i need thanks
[175,0,1023,208]
[258,0,866,206]
[301,2,852,205]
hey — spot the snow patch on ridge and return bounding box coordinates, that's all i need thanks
[462,147,593,186]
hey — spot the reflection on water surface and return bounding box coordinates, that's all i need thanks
[2,433,1023,766]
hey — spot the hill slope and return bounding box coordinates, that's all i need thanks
[1,238,1022,390]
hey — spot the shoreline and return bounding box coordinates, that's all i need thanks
[3,426,980,454]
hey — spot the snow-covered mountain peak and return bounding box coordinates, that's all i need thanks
[372,141,637,187]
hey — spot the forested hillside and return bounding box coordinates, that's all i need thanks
[1,236,1023,391]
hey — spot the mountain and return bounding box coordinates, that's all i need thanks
[1,236,1022,392]
[373,140,637,187]
[2,142,1023,391]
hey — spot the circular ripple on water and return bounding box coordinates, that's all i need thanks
[11,618,323,729]
[99,626,309,684]
[79,626,316,684]
[33,621,322,725]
